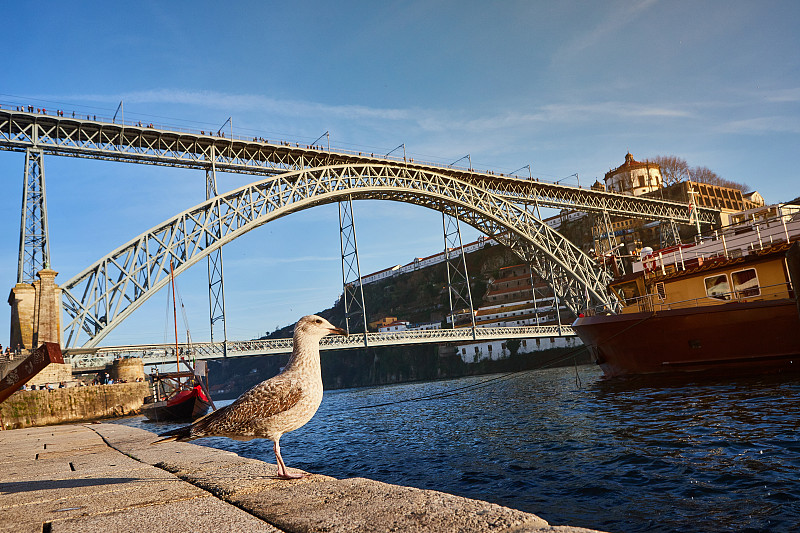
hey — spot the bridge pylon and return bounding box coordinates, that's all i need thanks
[338,196,369,343]
[205,154,228,353]
[442,212,476,335]
[18,148,50,284]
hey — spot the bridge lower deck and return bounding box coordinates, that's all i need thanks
[64,325,577,371]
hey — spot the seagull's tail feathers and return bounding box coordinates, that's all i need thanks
[151,406,225,444]
[152,424,195,444]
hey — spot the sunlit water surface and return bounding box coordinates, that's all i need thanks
[115,365,800,532]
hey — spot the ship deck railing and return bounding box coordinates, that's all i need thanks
[605,281,794,314]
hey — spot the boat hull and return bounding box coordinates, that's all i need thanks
[573,299,800,378]
[141,387,212,421]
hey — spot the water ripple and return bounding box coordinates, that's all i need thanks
[116,366,800,532]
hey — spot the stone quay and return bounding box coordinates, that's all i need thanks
[0,423,605,533]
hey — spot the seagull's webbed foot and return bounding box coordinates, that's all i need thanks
[276,471,308,480]
[273,439,308,480]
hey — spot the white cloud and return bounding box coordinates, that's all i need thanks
[762,87,800,103]
[63,89,411,122]
[223,254,339,268]
[553,0,659,60]
[716,116,800,135]
[54,88,692,138]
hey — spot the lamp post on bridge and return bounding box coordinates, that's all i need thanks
[555,173,579,187]
[511,164,533,180]
[311,131,330,152]
[386,143,406,163]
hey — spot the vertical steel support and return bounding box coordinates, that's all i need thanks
[338,196,369,345]
[18,148,50,283]
[599,209,625,276]
[548,261,564,336]
[442,212,476,337]
[659,218,682,249]
[205,150,227,354]
[688,185,703,242]
[528,266,540,325]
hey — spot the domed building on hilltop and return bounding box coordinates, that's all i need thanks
[604,152,663,196]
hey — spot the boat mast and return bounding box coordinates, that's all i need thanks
[170,260,180,370]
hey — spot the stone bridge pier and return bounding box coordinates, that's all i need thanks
[8,267,63,352]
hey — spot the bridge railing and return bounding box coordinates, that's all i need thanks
[0,108,479,173]
[63,325,576,370]
[0,108,599,184]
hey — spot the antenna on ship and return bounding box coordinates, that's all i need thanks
[688,185,702,242]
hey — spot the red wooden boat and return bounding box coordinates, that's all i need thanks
[573,203,800,378]
[141,376,213,421]
[141,260,215,421]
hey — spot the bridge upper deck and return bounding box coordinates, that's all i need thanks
[0,108,718,224]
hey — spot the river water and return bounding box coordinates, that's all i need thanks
[115,365,800,532]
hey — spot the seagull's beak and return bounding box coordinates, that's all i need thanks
[329,327,348,336]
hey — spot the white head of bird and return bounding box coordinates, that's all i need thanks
[294,315,347,342]
[287,315,347,370]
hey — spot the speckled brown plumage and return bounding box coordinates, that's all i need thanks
[155,315,347,478]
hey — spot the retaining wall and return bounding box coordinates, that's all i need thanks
[0,381,150,429]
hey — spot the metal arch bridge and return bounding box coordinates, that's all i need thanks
[65,325,576,370]
[58,162,602,349]
[0,109,721,351]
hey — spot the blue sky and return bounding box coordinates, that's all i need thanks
[1,0,798,346]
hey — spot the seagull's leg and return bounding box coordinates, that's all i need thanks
[274,438,306,479]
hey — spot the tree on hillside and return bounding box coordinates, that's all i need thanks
[650,155,690,186]
[650,155,750,192]
[690,166,751,192]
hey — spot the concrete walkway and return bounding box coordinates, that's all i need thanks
[0,423,605,533]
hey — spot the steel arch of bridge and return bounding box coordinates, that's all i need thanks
[62,163,614,348]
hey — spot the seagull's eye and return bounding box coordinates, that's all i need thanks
[315,318,322,324]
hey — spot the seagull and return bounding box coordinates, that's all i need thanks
[154,314,347,479]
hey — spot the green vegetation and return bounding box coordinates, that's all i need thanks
[208,242,588,396]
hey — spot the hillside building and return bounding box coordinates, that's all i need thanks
[452,263,578,363]
[378,320,410,333]
[604,152,663,196]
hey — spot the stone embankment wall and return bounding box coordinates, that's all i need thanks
[0,381,150,429]
[27,362,73,387]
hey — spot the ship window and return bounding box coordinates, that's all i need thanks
[731,268,760,298]
[612,280,642,303]
[655,282,666,300]
[704,274,731,300]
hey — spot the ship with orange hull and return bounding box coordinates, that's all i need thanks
[573,203,800,378]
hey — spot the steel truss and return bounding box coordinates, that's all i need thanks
[61,163,614,348]
[338,196,369,338]
[659,218,682,248]
[18,148,50,283]
[442,213,476,331]
[205,158,227,348]
[64,324,577,369]
[0,109,719,224]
